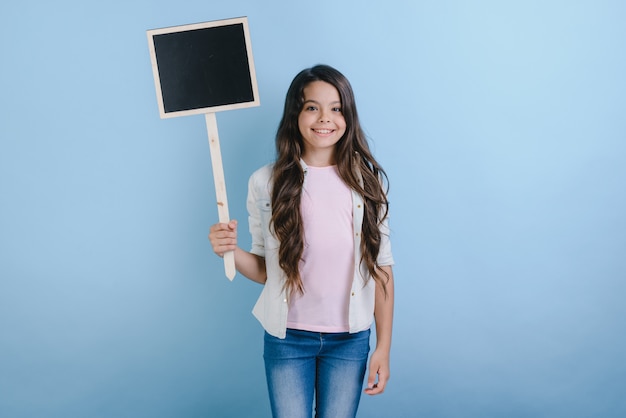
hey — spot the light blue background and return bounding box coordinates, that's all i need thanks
[1,1,625,417]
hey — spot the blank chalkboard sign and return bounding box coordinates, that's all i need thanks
[147,17,260,118]
[147,17,260,280]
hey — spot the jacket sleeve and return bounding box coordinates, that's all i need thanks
[247,171,264,257]
[377,209,394,266]
[247,165,273,257]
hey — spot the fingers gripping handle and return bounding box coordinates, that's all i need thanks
[205,113,236,280]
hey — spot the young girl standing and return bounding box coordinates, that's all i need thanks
[209,64,394,418]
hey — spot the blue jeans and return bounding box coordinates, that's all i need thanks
[263,328,370,418]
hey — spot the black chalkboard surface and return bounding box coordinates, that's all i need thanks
[147,17,260,118]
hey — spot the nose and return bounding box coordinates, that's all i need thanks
[319,109,330,123]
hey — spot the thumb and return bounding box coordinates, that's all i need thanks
[366,367,377,389]
[228,219,238,230]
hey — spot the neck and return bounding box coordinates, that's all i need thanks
[302,150,335,167]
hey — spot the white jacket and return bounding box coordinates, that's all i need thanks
[247,160,394,338]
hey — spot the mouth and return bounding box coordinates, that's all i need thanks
[313,129,335,135]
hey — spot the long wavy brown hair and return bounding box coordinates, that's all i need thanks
[271,64,390,298]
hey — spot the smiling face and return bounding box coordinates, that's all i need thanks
[298,81,347,167]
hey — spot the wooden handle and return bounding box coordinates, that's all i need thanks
[205,113,236,280]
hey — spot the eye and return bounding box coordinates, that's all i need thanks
[332,107,342,112]
[304,105,318,111]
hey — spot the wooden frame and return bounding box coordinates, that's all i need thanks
[147,17,260,119]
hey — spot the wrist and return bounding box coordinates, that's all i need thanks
[374,340,391,353]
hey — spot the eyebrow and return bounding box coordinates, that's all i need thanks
[303,99,342,105]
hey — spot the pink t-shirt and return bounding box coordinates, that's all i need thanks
[286,165,354,332]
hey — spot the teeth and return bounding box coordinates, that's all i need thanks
[314,129,333,134]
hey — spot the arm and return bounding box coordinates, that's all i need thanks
[365,265,394,395]
[209,220,267,284]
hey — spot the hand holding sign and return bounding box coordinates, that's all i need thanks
[147,17,260,280]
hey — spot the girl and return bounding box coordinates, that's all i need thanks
[209,64,394,418]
